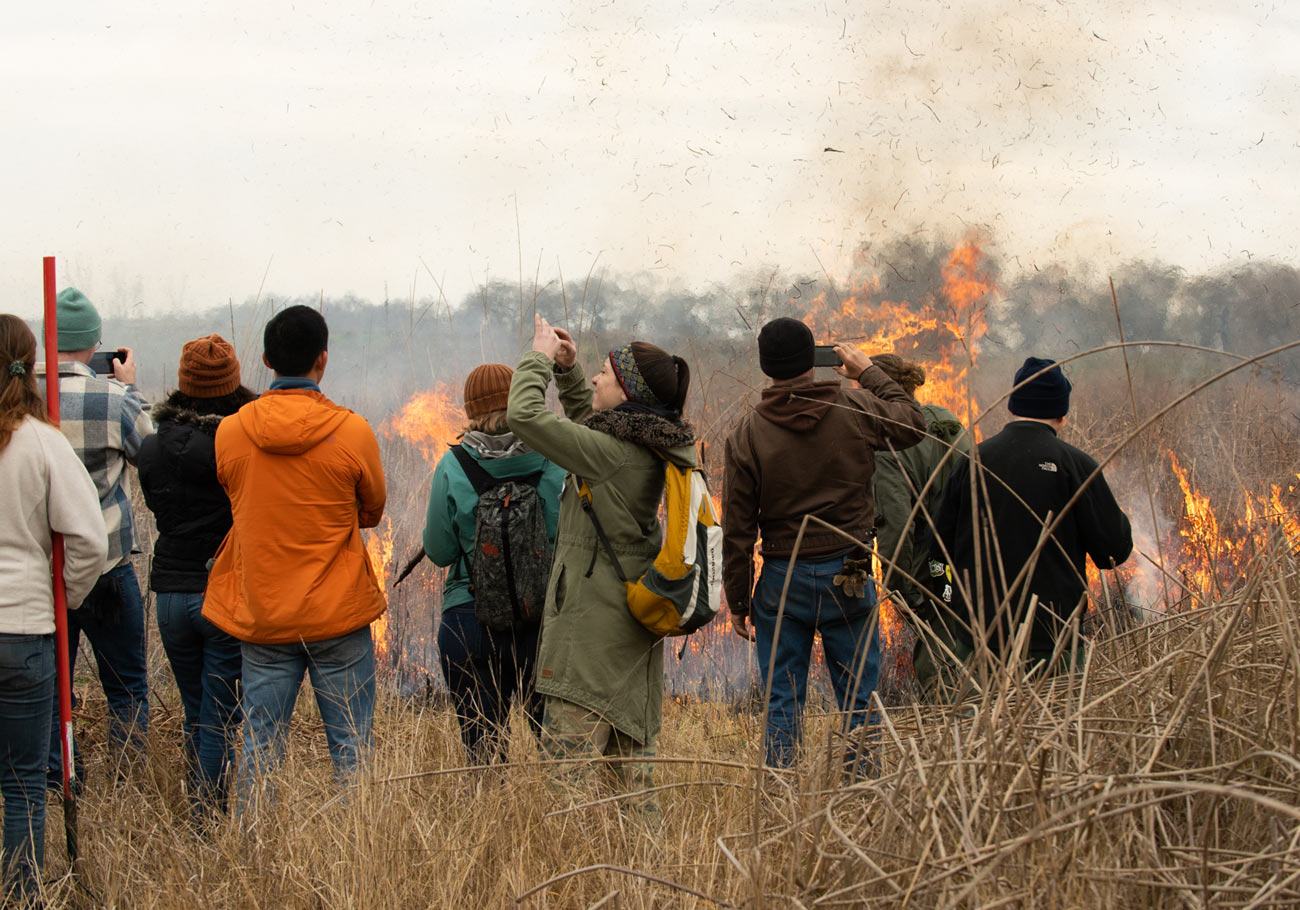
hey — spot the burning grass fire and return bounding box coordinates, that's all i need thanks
[1106,454,1300,611]
[356,238,1299,708]
[80,243,1300,909]
[380,382,465,463]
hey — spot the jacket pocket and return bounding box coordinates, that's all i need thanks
[548,564,568,617]
[0,635,54,688]
[751,561,788,617]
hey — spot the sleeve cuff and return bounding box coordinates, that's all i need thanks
[555,361,586,388]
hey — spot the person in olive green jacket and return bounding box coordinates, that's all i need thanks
[869,354,972,701]
[507,314,695,820]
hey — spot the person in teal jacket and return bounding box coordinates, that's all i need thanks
[423,363,563,764]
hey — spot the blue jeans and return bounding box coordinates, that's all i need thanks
[751,554,881,773]
[48,564,150,780]
[437,605,543,765]
[236,626,376,813]
[1,634,54,903]
[155,592,242,813]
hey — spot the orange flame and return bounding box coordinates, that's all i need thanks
[1094,457,1300,614]
[364,515,395,665]
[804,239,993,422]
[382,382,465,467]
[1169,453,1221,601]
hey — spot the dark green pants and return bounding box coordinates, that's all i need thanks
[913,625,1087,703]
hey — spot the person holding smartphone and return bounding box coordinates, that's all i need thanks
[40,287,155,789]
[722,317,925,776]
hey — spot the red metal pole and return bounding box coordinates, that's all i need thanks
[42,256,79,863]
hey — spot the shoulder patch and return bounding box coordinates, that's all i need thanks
[1039,461,1058,473]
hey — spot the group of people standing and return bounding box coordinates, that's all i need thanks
[0,290,1133,903]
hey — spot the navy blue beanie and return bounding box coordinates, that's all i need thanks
[1008,357,1071,418]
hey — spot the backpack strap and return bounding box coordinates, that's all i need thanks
[450,444,497,495]
[518,470,545,488]
[576,478,628,583]
[448,445,494,585]
[452,444,545,493]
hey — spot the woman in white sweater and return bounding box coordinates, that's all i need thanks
[0,314,105,904]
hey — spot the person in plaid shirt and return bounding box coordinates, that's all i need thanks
[41,287,155,787]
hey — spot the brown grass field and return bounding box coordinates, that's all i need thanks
[15,254,1300,910]
[35,563,1300,909]
[22,357,1300,910]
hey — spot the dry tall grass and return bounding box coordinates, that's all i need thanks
[27,531,1300,908]
[25,327,1299,907]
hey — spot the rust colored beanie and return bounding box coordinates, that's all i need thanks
[463,363,514,419]
[178,334,241,398]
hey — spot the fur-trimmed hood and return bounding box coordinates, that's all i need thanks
[142,403,224,487]
[151,401,226,434]
[580,406,696,453]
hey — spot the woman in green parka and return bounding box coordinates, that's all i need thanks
[507,315,695,817]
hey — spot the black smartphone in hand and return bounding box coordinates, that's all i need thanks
[89,350,123,374]
[813,344,841,368]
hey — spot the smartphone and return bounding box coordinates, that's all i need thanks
[813,344,841,368]
[89,350,124,374]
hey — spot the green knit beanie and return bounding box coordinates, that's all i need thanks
[56,287,102,352]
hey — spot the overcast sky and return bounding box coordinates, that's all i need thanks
[3,0,1296,316]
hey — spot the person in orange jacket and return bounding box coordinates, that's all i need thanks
[202,305,386,813]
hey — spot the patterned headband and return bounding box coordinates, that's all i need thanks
[608,344,663,409]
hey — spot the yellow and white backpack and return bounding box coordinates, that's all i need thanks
[578,455,723,637]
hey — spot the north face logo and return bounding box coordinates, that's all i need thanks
[1039,462,1058,473]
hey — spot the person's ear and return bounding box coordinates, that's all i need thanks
[262,353,272,369]
[315,349,329,375]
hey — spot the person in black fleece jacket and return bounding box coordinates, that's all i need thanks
[935,357,1132,673]
[137,335,256,819]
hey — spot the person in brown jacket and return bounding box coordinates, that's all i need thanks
[723,317,925,771]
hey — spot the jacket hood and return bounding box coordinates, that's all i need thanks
[147,403,224,485]
[152,401,226,433]
[921,403,967,443]
[581,407,698,467]
[238,390,352,455]
[458,441,552,479]
[461,429,530,461]
[756,379,842,432]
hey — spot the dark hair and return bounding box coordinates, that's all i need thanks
[263,305,328,376]
[162,386,259,418]
[629,341,691,412]
[0,315,49,453]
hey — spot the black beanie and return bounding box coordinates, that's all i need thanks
[1008,357,1072,418]
[758,317,815,379]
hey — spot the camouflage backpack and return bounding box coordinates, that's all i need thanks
[450,445,551,631]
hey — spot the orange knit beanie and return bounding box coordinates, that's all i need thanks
[463,363,513,419]
[178,334,241,398]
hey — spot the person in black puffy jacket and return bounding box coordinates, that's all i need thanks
[137,335,256,819]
